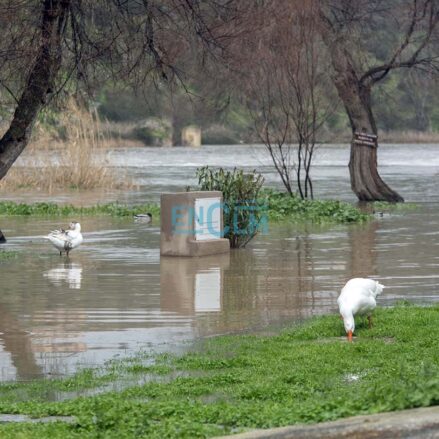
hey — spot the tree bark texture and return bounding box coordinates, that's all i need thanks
[321,25,404,202]
[0,0,70,180]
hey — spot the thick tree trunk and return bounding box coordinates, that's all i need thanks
[343,86,404,202]
[320,23,404,202]
[0,0,70,181]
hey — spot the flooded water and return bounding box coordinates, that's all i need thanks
[0,144,438,381]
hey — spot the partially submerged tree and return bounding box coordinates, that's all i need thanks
[0,0,237,180]
[318,0,439,201]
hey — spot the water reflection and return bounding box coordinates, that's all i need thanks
[44,262,83,289]
[347,222,379,279]
[0,303,41,380]
[160,254,229,314]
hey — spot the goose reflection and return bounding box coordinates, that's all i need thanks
[44,262,83,289]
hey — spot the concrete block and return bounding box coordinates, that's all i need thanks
[160,191,230,256]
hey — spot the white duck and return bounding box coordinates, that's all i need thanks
[337,278,385,342]
[46,221,83,257]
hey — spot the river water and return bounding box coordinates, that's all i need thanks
[0,144,438,381]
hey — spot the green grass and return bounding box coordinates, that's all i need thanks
[264,190,369,223]
[0,304,437,438]
[372,201,418,212]
[0,201,160,218]
[0,191,368,224]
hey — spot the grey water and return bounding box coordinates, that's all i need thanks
[0,143,438,381]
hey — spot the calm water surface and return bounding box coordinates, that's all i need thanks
[0,144,438,381]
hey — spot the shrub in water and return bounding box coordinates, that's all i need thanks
[196,166,266,248]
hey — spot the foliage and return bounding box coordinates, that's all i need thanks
[0,191,366,225]
[0,202,160,218]
[0,305,438,438]
[196,167,266,248]
[265,190,369,223]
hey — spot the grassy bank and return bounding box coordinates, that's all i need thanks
[0,304,437,438]
[0,192,368,224]
[0,201,160,218]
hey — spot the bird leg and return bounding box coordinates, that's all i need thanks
[59,251,62,257]
[367,315,373,329]
[66,249,70,258]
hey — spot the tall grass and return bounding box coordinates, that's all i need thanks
[0,100,133,192]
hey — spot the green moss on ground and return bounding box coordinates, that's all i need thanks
[0,304,438,438]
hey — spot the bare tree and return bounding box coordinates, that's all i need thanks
[0,0,238,180]
[318,0,439,202]
[244,1,334,199]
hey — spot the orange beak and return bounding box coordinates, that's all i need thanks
[347,330,353,342]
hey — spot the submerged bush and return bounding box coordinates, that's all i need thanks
[196,166,266,248]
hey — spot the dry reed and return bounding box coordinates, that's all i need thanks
[0,100,134,192]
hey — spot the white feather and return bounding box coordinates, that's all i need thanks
[46,222,83,254]
[337,278,385,334]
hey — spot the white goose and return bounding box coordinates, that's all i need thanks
[337,278,385,342]
[46,221,83,257]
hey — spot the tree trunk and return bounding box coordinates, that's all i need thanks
[0,0,70,181]
[343,85,404,202]
[320,22,404,202]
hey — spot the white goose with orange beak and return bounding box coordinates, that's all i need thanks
[337,278,385,342]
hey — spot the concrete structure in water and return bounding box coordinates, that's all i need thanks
[181,125,201,147]
[160,191,230,257]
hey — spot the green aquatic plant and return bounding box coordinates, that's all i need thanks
[264,189,369,223]
[0,305,437,438]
